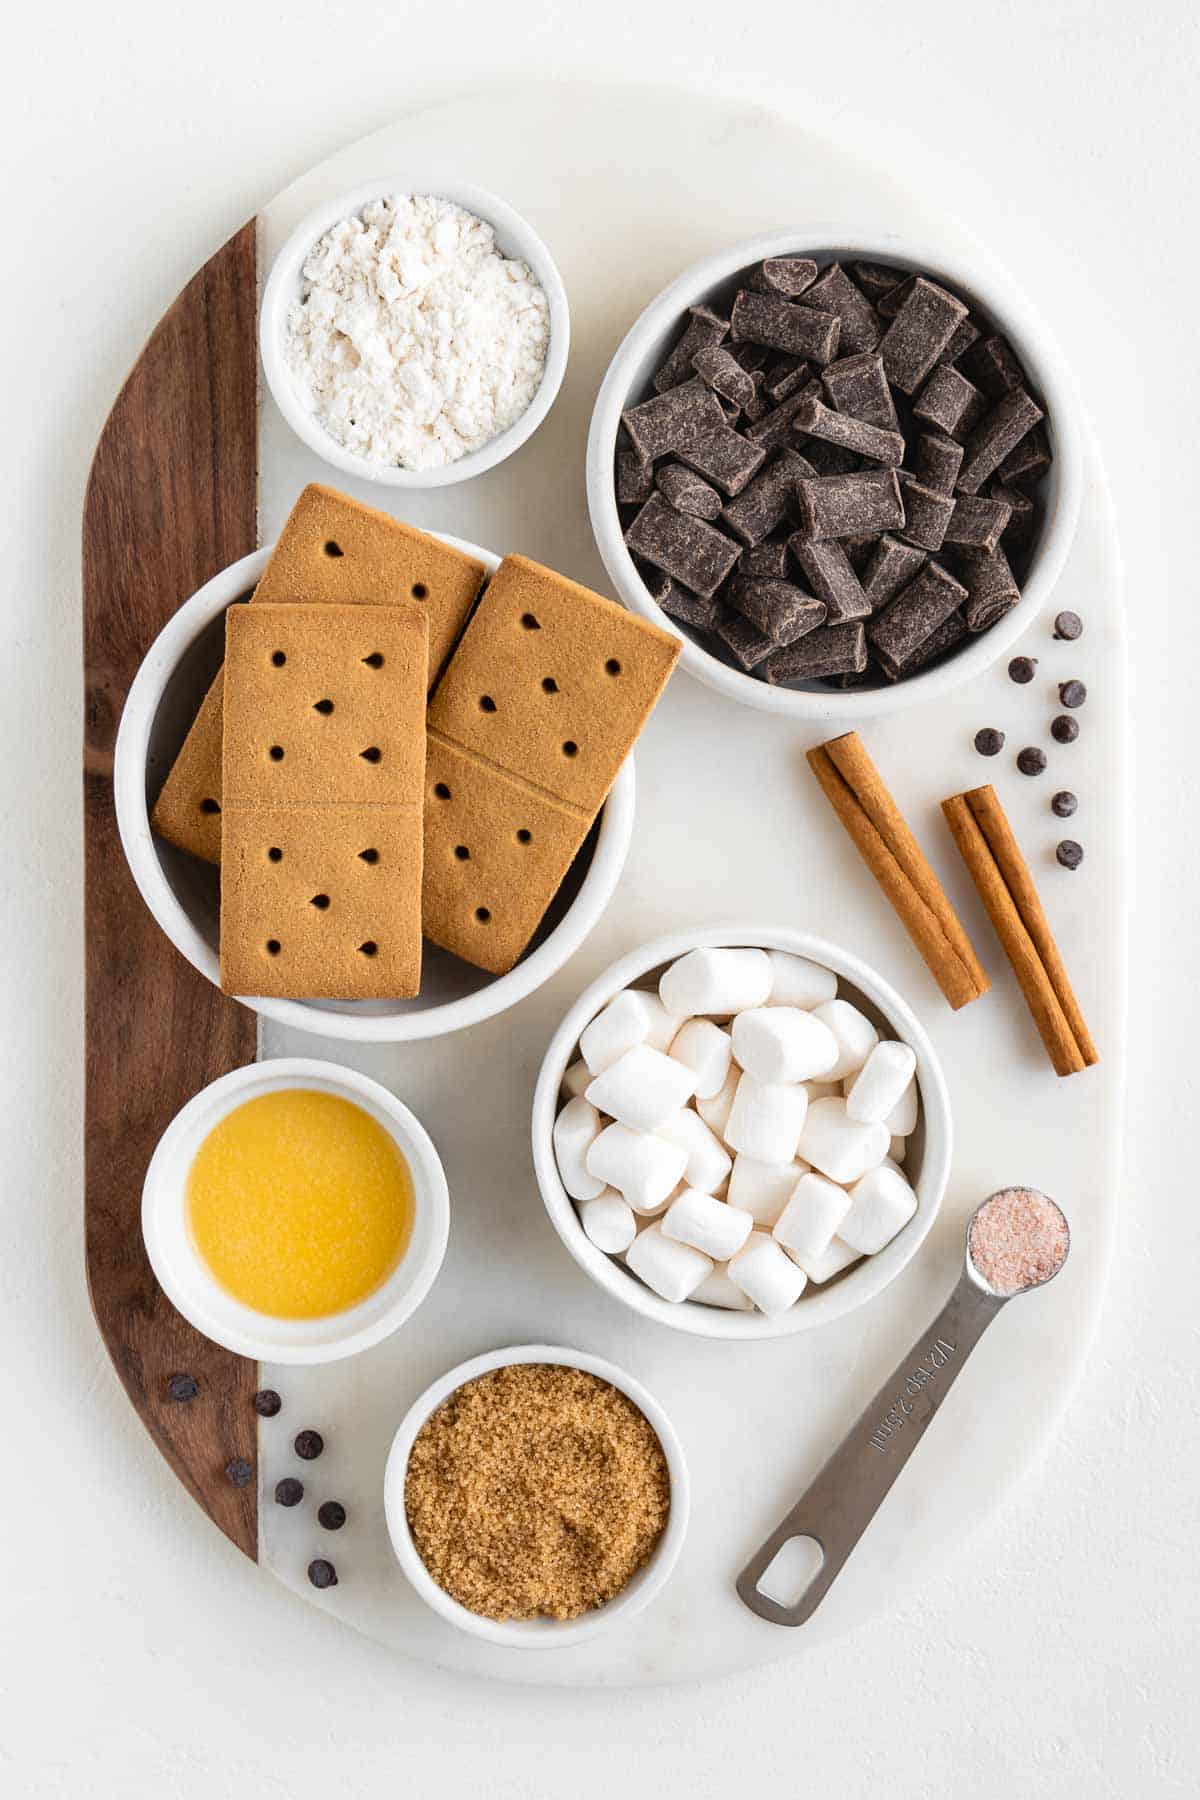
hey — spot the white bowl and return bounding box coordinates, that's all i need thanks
[532,924,952,1340]
[383,1343,689,1648]
[142,1058,449,1364]
[113,540,635,1043]
[261,178,570,489]
[586,226,1083,720]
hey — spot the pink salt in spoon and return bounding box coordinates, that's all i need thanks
[737,1187,1071,1628]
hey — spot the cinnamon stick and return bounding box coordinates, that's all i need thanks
[942,784,1098,1076]
[806,732,989,1009]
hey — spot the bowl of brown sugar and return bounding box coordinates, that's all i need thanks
[384,1344,689,1647]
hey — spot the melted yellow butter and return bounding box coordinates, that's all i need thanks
[187,1089,414,1320]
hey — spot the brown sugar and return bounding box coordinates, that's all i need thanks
[404,1363,671,1621]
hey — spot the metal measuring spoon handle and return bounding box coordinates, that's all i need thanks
[737,1269,1007,1627]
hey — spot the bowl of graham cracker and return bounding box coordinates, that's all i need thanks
[113,484,674,1043]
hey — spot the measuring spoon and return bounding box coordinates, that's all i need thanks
[737,1187,1070,1627]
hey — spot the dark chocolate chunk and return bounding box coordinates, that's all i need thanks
[935,316,982,368]
[765,619,868,682]
[632,557,673,603]
[794,394,904,466]
[795,469,905,540]
[254,1388,282,1418]
[621,378,726,461]
[749,257,819,297]
[896,474,955,552]
[721,448,813,544]
[716,608,776,670]
[166,1373,199,1403]
[308,1559,338,1590]
[851,262,904,302]
[868,560,967,677]
[799,263,881,356]
[616,448,654,505]
[943,493,1012,555]
[1053,610,1083,641]
[728,578,826,646]
[963,334,1027,398]
[912,364,987,440]
[884,609,967,678]
[1017,746,1047,776]
[658,584,724,633]
[989,479,1035,545]
[1008,655,1037,684]
[763,356,811,405]
[730,342,770,371]
[912,433,964,496]
[1056,839,1084,870]
[787,534,871,623]
[225,1457,253,1489]
[1059,679,1087,708]
[1052,790,1078,818]
[958,546,1021,631]
[861,535,926,609]
[975,727,1006,756]
[675,419,767,496]
[956,389,1045,494]
[821,351,898,432]
[318,1501,347,1531]
[625,494,742,597]
[740,540,790,580]
[878,277,969,394]
[274,1477,304,1507]
[996,422,1052,486]
[652,305,729,394]
[876,273,918,318]
[804,439,861,476]
[1051,714,1080,744]
[746,383,823,450]
[294,1430,325,1461]
[656,461,723,520]
[731,289,841,366]
[692,345,758,412]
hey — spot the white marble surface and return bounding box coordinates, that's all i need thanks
[4,1,1197,1793]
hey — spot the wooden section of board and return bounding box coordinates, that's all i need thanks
[83,221,261,1559]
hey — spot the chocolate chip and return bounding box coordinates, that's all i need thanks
[254,1388,282,1418]
[166,1373,199,1403]
[1017,746,1047,776]
[308,1559,338,1590]
[1008,656,1037,684]
[1053,610,1083,641]
[225,1458,253,1489]
[274,1477,304,1507]
[1052,790,1078,818]
[294,1430,324,1461]
[1051,714,1079,744]
[974,727,1005,756]
[317,1501,347,1531]
[1056,839,1084,869]
[1059,679,1087,708]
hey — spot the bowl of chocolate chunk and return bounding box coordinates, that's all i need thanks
[587,231,1082,717]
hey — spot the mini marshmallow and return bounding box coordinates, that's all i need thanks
[840,1164,918,1255]
[691,1265,755,1311]
[553,1096,605,1200]
[586,1123,687,1214]
[657,1107,732,1195]
[695,1061,740,1137]
[732,1006,839,1084]
[885,1077,919,1137]
[579,988,682,1074]
[845,1039,918,1124]
[561,1059,592,1100]
[728,1231,809,1315]
[727,1154,809,1228]
[668,1018,733,1098]
[577,1190,638,1254]
[773,1172,851,1262]
[810,999,880,1081]
[798,1097,889,1184]
[764,948,838,1010]
[725,1073,809,1164]
[585,1043,697,1132]
[787,1235,862,1284]
[625,1223,713,1303]
[889,1135,907,1164]
[659,946,772,1018]
[663,1187,754,1261]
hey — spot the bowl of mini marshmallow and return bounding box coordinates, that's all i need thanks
[532,924,952,1338]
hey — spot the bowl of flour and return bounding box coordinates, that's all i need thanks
[261,179,570,487]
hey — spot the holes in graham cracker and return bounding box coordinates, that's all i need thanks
[562,740,579,758]
[360,746,382,763]
[199,798,221,815]
[271,651,287,667]
[310,894,331,910]
[412,583,428,600]
[475,907,491,924]
[520,612,541,631]
[541,677,559,694]
[358,848,379,864]
[516,828,532,844]
[479,695,497,713]
[269,745,285,761]
[358,940,378,957]
[362,652,385,669]
[605,658,622,676]
[266,939,281,956]
[313,699,334,715]
[267,847,283,862]
[324,541,344,557]
[433,782,451,800]
[453,845,470,861]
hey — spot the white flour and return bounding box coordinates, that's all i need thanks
[284,194,550,470]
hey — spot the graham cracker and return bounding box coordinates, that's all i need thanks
[426,554,680,813]
[219,603,427,1000]
[422,733,591,976]
[150,484,485,864]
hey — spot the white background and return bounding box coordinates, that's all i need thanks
[1,1,1195,1794]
